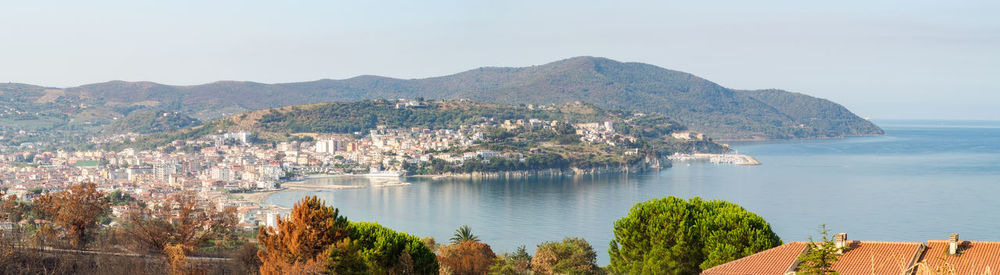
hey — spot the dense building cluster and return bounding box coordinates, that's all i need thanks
[0,116,640,231]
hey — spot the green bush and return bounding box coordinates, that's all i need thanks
[532,237,602,275]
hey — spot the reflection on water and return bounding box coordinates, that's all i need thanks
[266,121,1000,265]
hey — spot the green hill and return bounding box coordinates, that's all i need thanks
[0,56,882,142]
[105,111,201,134]
[135,99,692,144]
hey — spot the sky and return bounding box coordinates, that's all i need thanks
[1,0,998,120]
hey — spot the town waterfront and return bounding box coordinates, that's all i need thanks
[266,120,1000,264]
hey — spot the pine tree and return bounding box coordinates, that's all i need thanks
[798,224,842,275]
[608,197,782,274]
[257,196,350,274]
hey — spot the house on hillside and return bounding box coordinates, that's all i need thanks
[702,233,999,275]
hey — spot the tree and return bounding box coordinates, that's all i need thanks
[233,242,263,274]
[164,243,189,275]
[450,225,480,244]
[422,237,440,253]
[531,237,602,275]
[123,191,237,252]
[608,197,781,274]
[257,196,350,274]
[107,190,136,206]
[437,240,497,275]
[693,199,784,269]
[510,245,532,269]
[326,238,369,275]
[798,225,842,275]
[34,183,110,249]
[490,245,532,275]
[326,221,438,274]
[0,190,23,268]
[0,189,23,223]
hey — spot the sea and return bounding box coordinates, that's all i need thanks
[265,120,1000,264]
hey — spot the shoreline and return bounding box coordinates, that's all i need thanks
[243,158,754,206]
[304,174,355,179]
[235,189,282,204]
[240,179,412,205]
[717,133,886,143]
[667,153,760,166]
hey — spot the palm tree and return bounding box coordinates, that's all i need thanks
[450,225,479,244]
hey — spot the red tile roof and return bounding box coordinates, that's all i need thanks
[701,242,807,275]
[701,241,925,275]
[920,240,1000,275]
[704,238,1000,275]
[830,241,924,275]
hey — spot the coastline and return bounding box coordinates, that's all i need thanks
[668,153,761,166]
[256,153,761,195]
[717,133,887,143]
[235,189,281,204]
[281,181,368,190]
[405,156,673,179]
[304,174,354,179]
[240,178,412,205]
[243,154,756,206]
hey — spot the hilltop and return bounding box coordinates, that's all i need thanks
[0,57,882,142]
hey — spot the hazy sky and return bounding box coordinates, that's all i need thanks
[2,1,998,120]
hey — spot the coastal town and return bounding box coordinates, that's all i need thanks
[1,106,736,232]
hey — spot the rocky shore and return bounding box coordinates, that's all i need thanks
[414,155,674,179]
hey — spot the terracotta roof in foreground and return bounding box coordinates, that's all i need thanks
[701,242,807,275]
[830,241,924,275]
[702,237,1000,275]
[920,240,1000,275]
[701,240,926,275]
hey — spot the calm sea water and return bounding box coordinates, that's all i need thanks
[266,120,1000,264]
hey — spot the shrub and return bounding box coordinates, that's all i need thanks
[532,238,602,275]
[437,241,497,275]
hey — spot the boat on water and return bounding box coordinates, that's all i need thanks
[362,167,404,178]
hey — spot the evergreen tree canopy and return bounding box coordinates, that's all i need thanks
[797,225,842,275]
[608,196,782,274]
[328,222,438,275]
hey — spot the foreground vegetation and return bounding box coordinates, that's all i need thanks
[0,185,781,274]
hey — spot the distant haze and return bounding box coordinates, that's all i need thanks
[2,1,997,120]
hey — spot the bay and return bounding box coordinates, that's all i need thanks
[265,120,1000,265]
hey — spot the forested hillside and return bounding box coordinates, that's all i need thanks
[0,56,882,142]
[105,111,200,134]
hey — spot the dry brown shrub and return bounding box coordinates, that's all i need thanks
[124,191,237,253]
[437,240,497,275]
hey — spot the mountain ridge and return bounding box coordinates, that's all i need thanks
[0,56,882,140]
